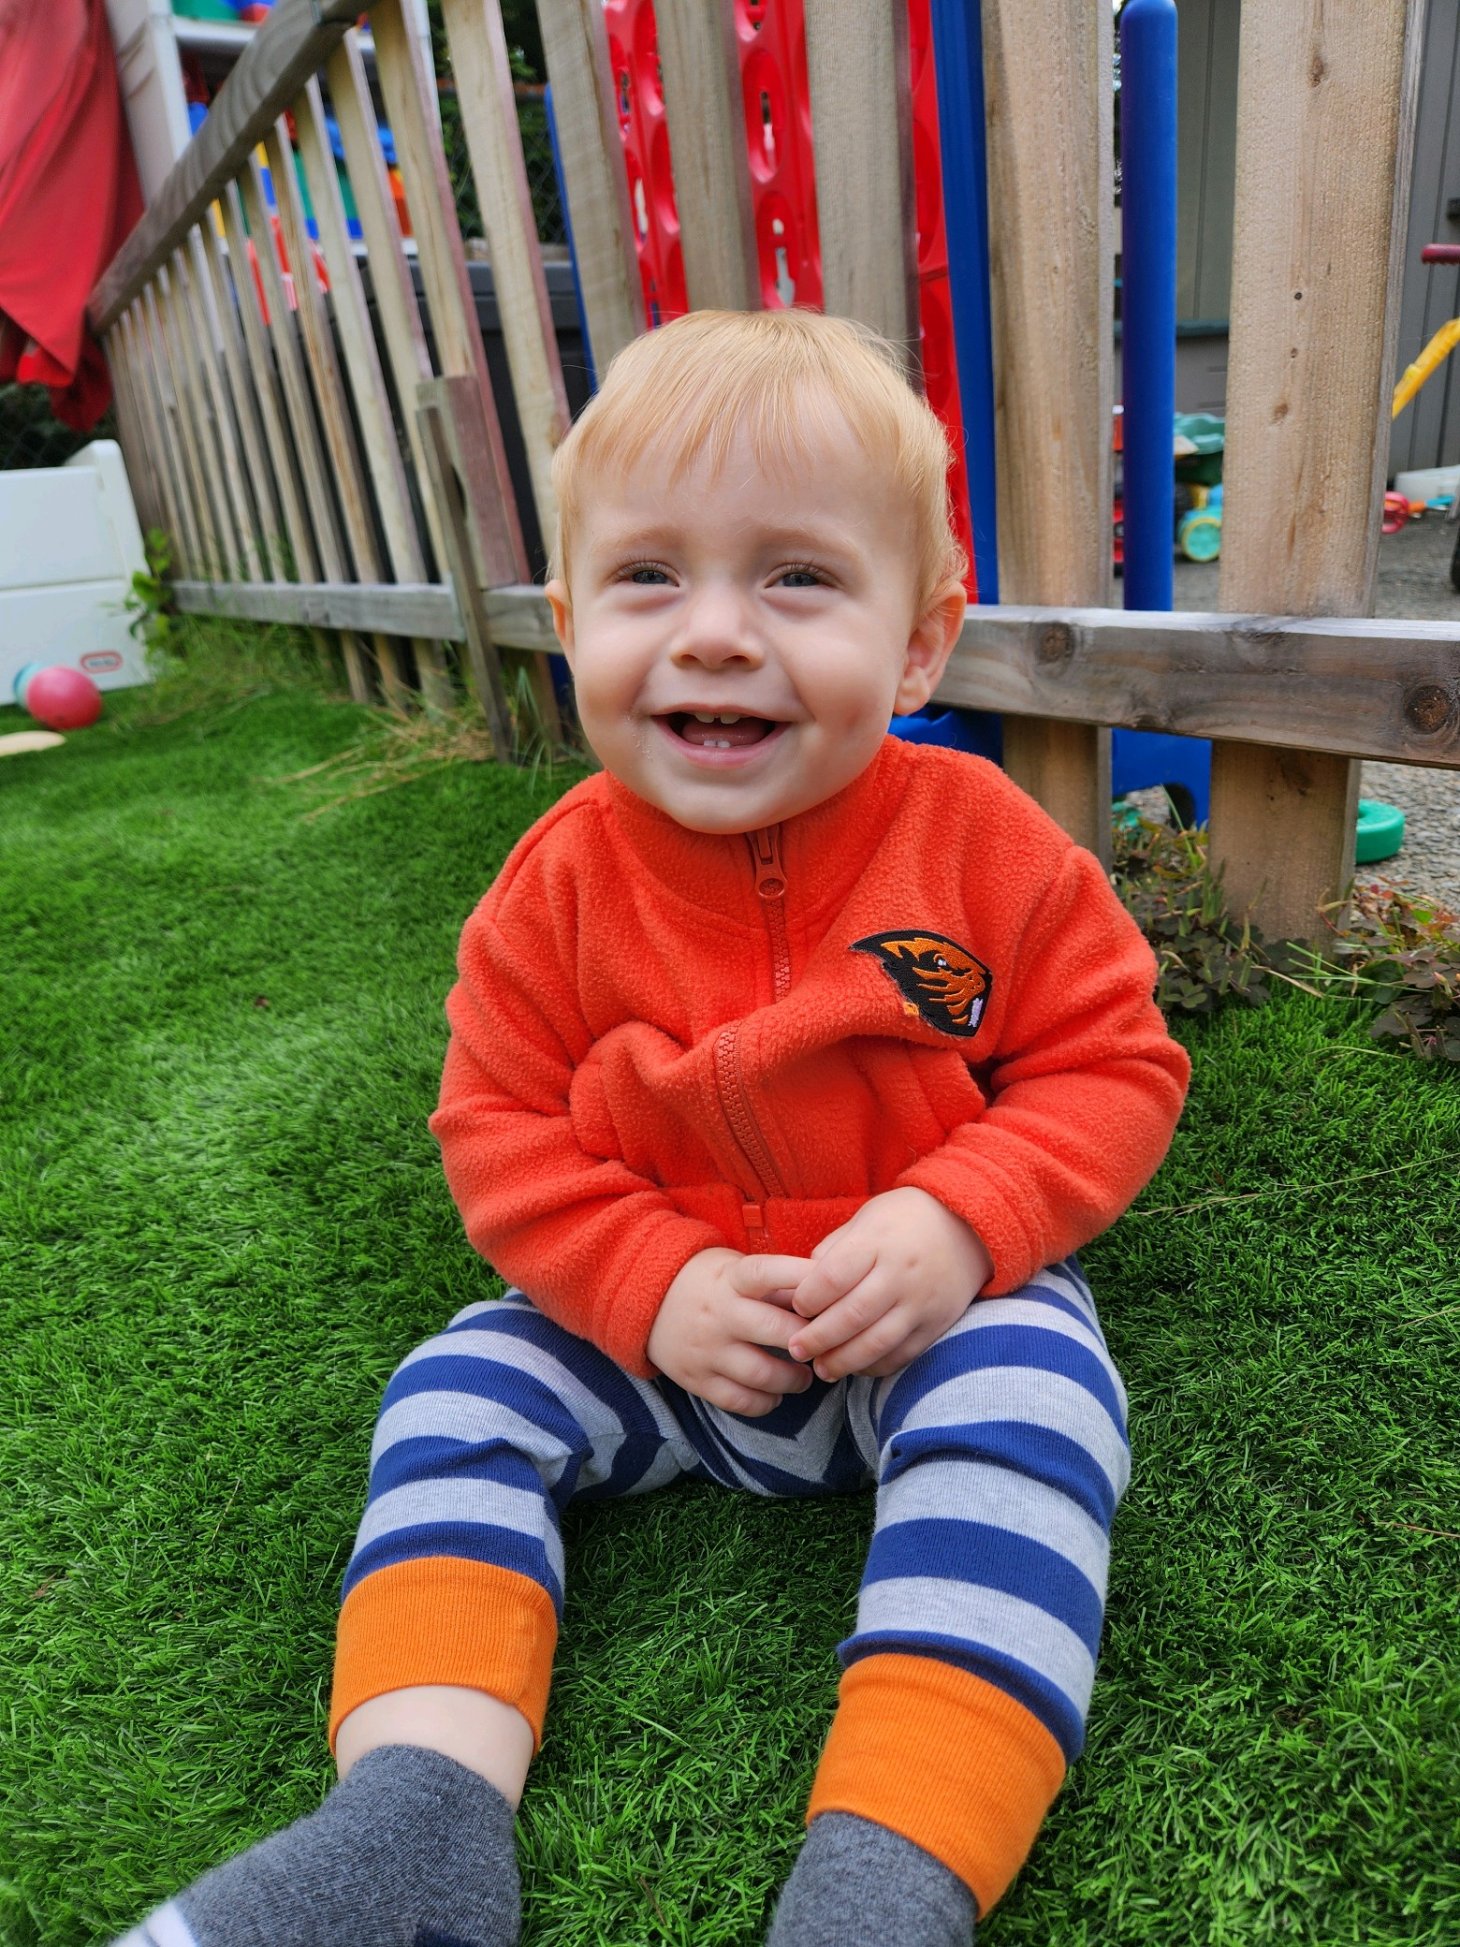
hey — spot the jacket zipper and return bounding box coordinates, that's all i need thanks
[713,826,790,1244]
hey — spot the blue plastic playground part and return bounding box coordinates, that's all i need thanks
[1111,728,1211,825]
[927,0,1000,602]
[1119,0,1179,613]
[889,706,1002,764]
[888,708,1213,828]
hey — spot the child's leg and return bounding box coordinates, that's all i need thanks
[114,1291,697,1947]
[770,1256,1127,1942]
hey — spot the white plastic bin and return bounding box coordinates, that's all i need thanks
[0,440,152,701]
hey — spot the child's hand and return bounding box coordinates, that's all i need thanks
[648,1247,818,1416]
[784,1188,992,1382]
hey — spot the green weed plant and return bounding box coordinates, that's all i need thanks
[1113,816,1460,1063]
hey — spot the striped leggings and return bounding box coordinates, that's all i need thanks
[329,1256,1129,1916]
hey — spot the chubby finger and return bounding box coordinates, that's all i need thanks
[787,1273,896,1360]
[703,1380,784,1417]
[810,1311,919,1383]
[733,1254,816,1301]
[791,1240,880,1319]
[722,1342,813,1397]
[730,1294,811,1353]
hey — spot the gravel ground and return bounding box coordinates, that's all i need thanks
[1161,511,1460,917]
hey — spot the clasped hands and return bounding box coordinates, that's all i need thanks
[645,1186,993,1417]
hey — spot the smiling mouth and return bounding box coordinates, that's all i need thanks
[660,711,782,750]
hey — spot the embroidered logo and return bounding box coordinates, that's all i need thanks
[850,930,993,1039]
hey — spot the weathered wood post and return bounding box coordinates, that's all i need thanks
[1208,0,1427,940]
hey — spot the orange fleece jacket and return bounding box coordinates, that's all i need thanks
[430,736,1191,1377]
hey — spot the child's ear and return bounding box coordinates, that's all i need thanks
[545,578,575,663]
[893,579,967,716]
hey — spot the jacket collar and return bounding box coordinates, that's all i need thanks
[600,734,913,920]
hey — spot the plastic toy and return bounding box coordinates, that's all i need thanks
[19,665,103,731]
[1178,482,1223,560]
[1381,490,1413,535]
[1355,799,1405,865]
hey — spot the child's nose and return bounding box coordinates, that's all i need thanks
[669,583,765,668]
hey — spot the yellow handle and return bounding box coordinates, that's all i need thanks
[1393,316,1460,417]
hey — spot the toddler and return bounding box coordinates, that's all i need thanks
[118,307,1190,1947]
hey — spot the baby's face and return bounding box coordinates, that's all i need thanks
[545,412,964,833]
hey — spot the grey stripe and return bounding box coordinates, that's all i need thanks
[353,1479,566,1591]
[846,1378,881,1476]
[854,1575,1097,1715]
[895,1368,1132,1501]
[874,1457,1110,1598]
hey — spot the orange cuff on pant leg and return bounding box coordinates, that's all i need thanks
[328,1558,559,1756]
[806,1653,1067,1918]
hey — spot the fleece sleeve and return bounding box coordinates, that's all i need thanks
[428,864,725,1377]
[896,843,1191,1292]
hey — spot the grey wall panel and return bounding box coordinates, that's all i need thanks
[1392,0,1460,477]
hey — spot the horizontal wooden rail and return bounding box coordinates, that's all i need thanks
[175,575,1458,771]
[89,0,364,334]
[172,578,463,638]
[939,607,1460,769]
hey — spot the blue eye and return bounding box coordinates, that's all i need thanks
[624,563,671,584]
[778,565,825,588]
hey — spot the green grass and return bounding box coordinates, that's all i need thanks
[2,669,1458,1946]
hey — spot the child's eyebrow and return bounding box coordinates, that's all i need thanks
[591,521,858,561]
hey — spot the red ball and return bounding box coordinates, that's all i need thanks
[25,665,103,731]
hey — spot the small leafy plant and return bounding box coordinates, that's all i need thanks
[124,528,176,662]
[1315,879,1460,1062]
[1112,815,1460,1063]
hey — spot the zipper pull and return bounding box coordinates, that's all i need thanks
[747,826,786,900]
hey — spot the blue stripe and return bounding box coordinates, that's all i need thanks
[878,1420,1118,1529]
[861,1517,1104,1654]
[369,1435,548,1506]
[880,1322,1128,1442]
[445,1301,665,1441]
[341,1522,563,1612]
[837,1630,1086,1762]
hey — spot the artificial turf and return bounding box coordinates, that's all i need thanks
[1,672,1457,1946]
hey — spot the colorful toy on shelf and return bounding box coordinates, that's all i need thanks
[13,663,103,731]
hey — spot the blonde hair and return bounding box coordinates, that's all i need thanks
[548,308,968,613]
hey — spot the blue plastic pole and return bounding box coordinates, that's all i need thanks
[927,0,999,603]
[1119,0,1178,611]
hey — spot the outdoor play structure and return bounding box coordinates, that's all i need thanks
[86,0,1460,943]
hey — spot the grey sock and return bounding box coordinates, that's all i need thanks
[766,1812,976,1947]
[114,1744,520,1947]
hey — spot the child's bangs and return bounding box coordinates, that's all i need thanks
[578,333,903,491]
[549,309,966,601]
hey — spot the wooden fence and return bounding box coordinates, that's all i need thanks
[89,0,1457,942]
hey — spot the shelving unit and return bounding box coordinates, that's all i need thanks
[105,0,430,204]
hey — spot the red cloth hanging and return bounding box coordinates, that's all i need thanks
[0,0,144,430]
